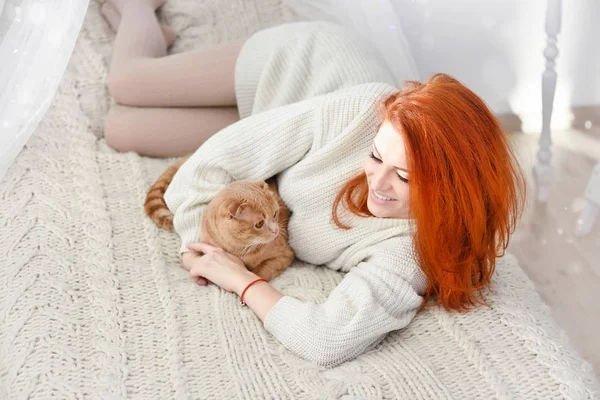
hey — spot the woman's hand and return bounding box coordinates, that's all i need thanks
[182,242,258,294]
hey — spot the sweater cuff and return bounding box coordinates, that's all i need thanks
[177,227,202,254]
[263,295,304,339]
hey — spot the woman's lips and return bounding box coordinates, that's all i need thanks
[370,188,397,204]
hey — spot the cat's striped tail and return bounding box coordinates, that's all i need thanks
[144,155,191,232]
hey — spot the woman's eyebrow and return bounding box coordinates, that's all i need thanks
[372,143,408,173]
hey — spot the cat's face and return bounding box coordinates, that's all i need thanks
[216,182,281,246]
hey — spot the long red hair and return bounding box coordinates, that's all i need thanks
[332,73,526,312]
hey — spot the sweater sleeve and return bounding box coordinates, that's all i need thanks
[164,83,395,253]
[164,99,320,253]
[263,236,425,367]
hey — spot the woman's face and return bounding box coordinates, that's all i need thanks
[364,120,410,219]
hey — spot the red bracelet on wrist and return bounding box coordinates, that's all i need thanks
[239,278,267,306]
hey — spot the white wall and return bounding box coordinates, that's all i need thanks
[392,0,600,123]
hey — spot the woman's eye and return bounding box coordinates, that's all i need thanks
[369,152,381,162]
[255,220,264,229]
[372,152,409,183]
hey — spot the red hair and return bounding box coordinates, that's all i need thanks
[332,73,526,312]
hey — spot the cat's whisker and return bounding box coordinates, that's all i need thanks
[241,241,260,256]
[241,243,251,255]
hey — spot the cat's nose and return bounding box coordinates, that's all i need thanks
[271,227,279,234]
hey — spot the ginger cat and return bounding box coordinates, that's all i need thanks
[144,156,294,281]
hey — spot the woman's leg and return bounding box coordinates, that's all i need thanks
[106,0,245,107]
[101,0,245,156]
[104,104,240,157]
[101,3,176,48]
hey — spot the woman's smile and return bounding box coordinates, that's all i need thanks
[369,188,397,204]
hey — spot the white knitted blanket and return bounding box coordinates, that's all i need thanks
[1,1,599,398]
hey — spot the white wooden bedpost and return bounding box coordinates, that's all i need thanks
[533,0,561,203]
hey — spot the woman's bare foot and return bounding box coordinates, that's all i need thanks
[101,2,176,47]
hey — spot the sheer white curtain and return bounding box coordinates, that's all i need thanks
[0,0,88,182]
[283,0,419,86]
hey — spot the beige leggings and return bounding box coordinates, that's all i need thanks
[103,2,247,157]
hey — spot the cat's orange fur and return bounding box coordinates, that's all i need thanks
[144,156,294,281]
[144,155,191,232]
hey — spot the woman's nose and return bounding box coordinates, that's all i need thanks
[371,167,391,190]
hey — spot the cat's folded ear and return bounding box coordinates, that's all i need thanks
[219,199,246,220]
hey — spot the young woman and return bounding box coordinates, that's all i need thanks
[102,0,525,367]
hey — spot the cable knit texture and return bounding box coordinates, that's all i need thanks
[0,0,599,398]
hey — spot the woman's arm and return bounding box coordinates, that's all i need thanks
[248,236,424,367]
[182,246,285,321]
[164,99,319,253]
[184,235,424,368]
[232,274,284,322]
[195,254,422,368]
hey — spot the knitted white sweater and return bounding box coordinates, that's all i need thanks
[164,81,428,366]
